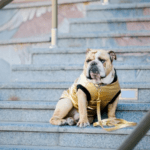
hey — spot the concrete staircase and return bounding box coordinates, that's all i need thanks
[1,1,150,150]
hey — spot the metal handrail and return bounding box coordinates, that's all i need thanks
[117,110,150,150]
[0,0,13,9]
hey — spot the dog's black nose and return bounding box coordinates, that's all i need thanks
[90,66,99,74]
[91,62,97,66]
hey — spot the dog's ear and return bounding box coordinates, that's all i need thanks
[108,51,117,62]
[86,48,91,54]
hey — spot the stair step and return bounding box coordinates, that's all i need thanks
[11,64,150,82]
[0,101,54,123]
[0,122,149,149]
[30,47,150,54]
[3,0,99,9]
[69,17,150,33]
[0,82,69,102]
[86,2,150,11]
[58,31,150,48]
[0,36,50,45]
[0,101,56,109]
[0,101,149,123]
[0,82,150,103]
[0,145,109,150]
[30,47,150,65]
[86,2,150,18]
[1,31,150,47]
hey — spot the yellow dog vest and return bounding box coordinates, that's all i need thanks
[60,73,120,116]
[60,73,136,131]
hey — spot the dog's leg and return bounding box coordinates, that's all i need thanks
[107,95,119,118]
[107,95,120,124]
[76,89,90,127]
[50,98,73,125]
[67,109,94,125]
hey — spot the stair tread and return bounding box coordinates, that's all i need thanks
[1,31,150,45]
[0,101,56,109]
[0,82,149,89]
[0,121,141,135]
[0,101,149,111]
[86,2,150,10]
[0,36,50,45]
[30,46,150,54]
[70,16,150,24]
[0,121,150,136]
[11,64,150,71]
[0,145,112,150]
[58,31,150,38]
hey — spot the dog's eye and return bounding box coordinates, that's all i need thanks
[101,60,105,63]
[99,58,105,63]
[86,59,92,63]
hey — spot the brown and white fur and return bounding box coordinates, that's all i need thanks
[50,49,119,127]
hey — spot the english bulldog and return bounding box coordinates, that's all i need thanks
[50,49,121,127]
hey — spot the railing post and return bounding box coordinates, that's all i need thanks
[102,0,109,5]
[50,0,58,48]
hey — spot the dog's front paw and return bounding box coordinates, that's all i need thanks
[77,119,90,127]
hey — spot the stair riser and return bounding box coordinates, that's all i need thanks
[32,54,85,65]
[0,89,64,101]
[32,53,150,65]
[12,69,150,83]
[0,109,147,123]
[12,70,81,82]
[70,21,150,33]
[0,132,58,147]
[0,88,149,103]
[58,37,150,48]
[0,131,149,149]
[59,132,150,149]
[0,109,53,123]
[86,8,150,18]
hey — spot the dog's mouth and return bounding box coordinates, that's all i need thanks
[90,71,100,79]
[88,67,101,83]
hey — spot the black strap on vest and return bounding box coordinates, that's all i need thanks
[109,90,121,104]
[77,84,91,101]
[101,90,121,115]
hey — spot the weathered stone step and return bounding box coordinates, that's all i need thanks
[58,31,150,47]
[0,82,149,103]
[0,122,149,149]
[0,36,50,45]
[30,47,150,65]
[0,101,149,123]
[3,0,99,9]
[0,82,68,102]
[86,2,150,18]
[69,17,150,33]
[0,101,55,123]
[0,145,108,150]
[109,0,150,4]
[1,31,150,48]
[11,64,150,83]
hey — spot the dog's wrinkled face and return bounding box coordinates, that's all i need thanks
[84,49,116,84]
